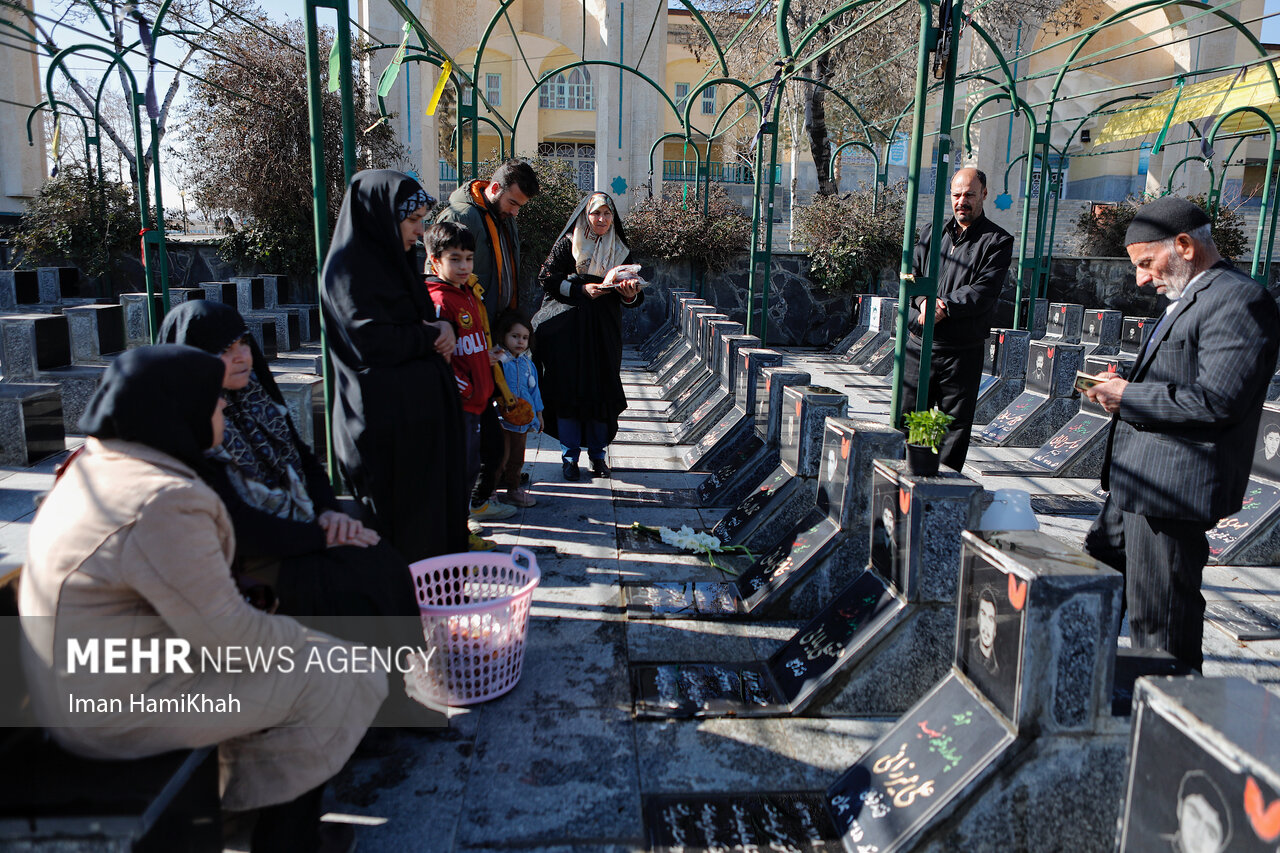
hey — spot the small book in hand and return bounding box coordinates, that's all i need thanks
[1074,371,1108,393]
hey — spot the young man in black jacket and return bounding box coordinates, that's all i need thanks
[900,166,1014,472]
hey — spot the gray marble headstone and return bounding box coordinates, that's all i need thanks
[0,383,64,465]
[0,270,39,310]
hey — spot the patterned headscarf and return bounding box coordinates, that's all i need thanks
[396,187,433,222]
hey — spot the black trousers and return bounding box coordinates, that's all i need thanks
[1084,495,1211,671]
[470,402,505,507]
[899,337,985,472]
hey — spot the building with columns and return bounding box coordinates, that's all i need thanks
[360,0,1274,240]
[0,0,48,221]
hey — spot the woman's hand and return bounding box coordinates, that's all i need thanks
[584,283,606,299]
[617,280,640,302]
[427,320,456,357]
[318,510,381,548]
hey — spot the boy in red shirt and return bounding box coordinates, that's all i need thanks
[425,222,512,550]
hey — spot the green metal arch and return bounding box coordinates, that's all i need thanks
[1207,105,1278,281]
[1047,0,1280,122]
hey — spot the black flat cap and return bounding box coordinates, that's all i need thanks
[1124,196,1211,245]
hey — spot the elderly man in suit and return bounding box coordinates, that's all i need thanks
[1083,196,1280,671]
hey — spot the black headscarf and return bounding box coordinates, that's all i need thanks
[322,170,435,361]
[79,345,225,468]
[158,300,283,404]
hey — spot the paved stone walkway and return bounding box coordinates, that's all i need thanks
[2,344,1279,852]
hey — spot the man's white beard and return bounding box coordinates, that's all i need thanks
[1159,251,1196,299]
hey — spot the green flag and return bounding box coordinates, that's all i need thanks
[377,22,411,99]
[327,38,340,93]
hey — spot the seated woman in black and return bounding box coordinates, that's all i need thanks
[160,301,429,716]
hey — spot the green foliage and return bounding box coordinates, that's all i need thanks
[903,406,955,453]
[12,164,139,279]
[625,183,751,271]
[792,181,906,293]
[181,19,404,287]
[1071,193,1249,260]
[512,158,587,288]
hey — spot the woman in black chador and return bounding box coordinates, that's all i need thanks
[320,169,469,561]
[160,299,421,626]
[532,191,645,480]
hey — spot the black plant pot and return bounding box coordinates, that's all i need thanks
[905,443,940,477]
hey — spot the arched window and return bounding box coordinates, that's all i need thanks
[539,68,594,110]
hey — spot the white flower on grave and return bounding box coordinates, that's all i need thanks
[658,524,724,554]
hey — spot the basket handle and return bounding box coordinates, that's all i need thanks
[510,545,537,573]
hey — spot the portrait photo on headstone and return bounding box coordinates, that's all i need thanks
[955,551,1027,722]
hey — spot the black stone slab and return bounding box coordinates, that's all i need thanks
[632,662,780,717]
[683,404,749,470]
[613,487,702,509]
[859,336,898,375]
[671,385,733,445]
[736,513,841,612]
[38,266,80,302]
[976,341,1083,447]
[629,570,906,719]
[1119,677,1280,853]
[617,525,691,554]
[1028,494,1102,515]
[780,386,848,479]
[826,674,1017,853]
[869,461,983,604]
[1081,308,1123,356]
[974,329,1030,425]
[1120,315,1154,357]
[765,570,904,709]
[644,791,837,853]
[621,580,739,617]
[0,384,65,465]
[696,432,765,503]
[0,269,40,306]
[1043,302,1083,343]
[1206,600,1280,640]
[1205,402,1280,564]
[233,276,268,311]
[711,466,797,545]
[844,297,897,364]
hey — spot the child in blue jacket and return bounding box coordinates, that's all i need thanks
[495,310,544,507]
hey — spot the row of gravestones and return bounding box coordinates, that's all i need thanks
[623,299,1280,852]
[829,295,1280,572]
[0,268,326,466]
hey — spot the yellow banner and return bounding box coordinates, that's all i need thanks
[426,60,452,116]
[51,118,61,160]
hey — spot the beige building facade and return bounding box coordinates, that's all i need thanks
[0,0,48,219]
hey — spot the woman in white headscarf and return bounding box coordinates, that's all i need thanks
[531,192,644,480]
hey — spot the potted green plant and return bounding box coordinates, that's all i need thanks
[902,406,955,476]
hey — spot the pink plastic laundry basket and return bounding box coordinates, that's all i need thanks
[408,546,540,706]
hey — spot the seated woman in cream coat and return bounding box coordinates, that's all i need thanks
[18,345,386,852]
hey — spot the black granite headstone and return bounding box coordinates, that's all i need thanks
[1119,677,1280,853]
[826,674,1017,852]
[1043,302,1083,344]
[1206,402,1280,563]
[1120,315,1154,357]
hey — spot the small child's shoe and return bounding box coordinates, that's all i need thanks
[503,487,537,508]
[468,532,496,551]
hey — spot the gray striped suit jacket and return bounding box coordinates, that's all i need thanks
[1102,260,1280,522]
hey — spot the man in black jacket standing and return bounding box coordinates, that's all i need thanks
[900,167,1014,472]
[1083,196,1280,671]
